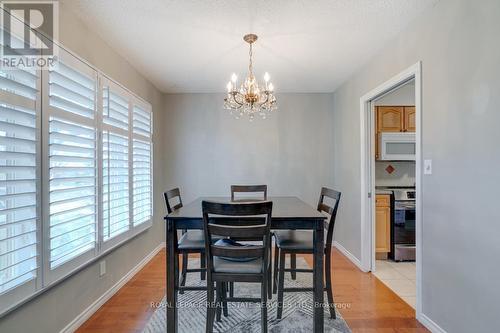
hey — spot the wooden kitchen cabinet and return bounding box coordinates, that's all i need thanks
[375,194,391,254]
[377,106,404,132]
[403,106,416,132]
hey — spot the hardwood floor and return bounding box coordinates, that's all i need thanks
[76,250,166,333]
[77,248,428,333]
[303,251,428,333]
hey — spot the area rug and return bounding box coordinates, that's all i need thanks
[143,258,351,332]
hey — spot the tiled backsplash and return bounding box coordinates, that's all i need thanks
[375,161,415,187]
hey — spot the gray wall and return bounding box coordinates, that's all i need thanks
[0,3,166,333]
[331,0,500,331]
[163,93,335,207]
[374,80,415,106]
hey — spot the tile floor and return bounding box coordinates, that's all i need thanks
[372,260,416,308]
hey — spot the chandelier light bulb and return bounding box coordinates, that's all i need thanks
[264,72,270,82]
[226,81,232,92]
[231,73,237,83]
[268,83,274,92]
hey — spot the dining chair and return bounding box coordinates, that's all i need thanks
[273,187,341,319]
[164,188,206,294]
[228,184,271,298]
[230,184,267,201]
[203,200,273,333]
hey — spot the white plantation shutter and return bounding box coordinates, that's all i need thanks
[0,63,41,311]
[0,15,154,316]
[44,50,98,281]
[132,104,152,226]
[102,79,131,245]
[49,62,96,118]
[103,87,129,130]
[132,105,151,138]
[103,131,129,240]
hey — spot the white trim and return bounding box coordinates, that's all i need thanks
[59,242,165,333]
[359,62,423,317]
[333,241,367,272]
[418,313,448,333]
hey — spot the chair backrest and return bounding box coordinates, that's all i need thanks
[230,184,267,201]
[164,188,183,214]
[202,201,273,273]
[317,187,341,249]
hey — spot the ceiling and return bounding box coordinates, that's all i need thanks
[62,0,438,93]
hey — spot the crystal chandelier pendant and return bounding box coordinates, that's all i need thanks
[223,34,277,120]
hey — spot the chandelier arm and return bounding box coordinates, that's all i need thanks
[231,92,245,107]
[237,92,247,106]
[225,93,241,109]
[256,93,270,106]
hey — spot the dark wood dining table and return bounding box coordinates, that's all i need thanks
[164,196,327,332]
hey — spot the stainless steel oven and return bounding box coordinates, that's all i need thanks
[392,189,416,261]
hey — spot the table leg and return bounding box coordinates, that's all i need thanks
[166,219,178,333]
[313,221,325,332]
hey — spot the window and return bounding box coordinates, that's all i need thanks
[0,46,153,314]
[0,63,41,313]
[44,50,98,282]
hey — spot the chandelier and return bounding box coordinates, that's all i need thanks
[224,34,277,120]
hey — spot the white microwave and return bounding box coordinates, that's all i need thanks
[379,132,416,161]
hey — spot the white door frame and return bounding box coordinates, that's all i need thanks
[359,61,423,318]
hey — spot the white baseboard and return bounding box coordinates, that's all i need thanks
[60,242,166,333]
[418,313,447,333]
[333,241,368,272]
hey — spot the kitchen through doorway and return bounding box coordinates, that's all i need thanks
[371,79,417,308]
[359,62,422,318]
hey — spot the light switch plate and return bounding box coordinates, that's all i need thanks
[424,159,432,175]
[99,260,106,276]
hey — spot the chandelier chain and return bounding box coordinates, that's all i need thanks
[248,42,253,76]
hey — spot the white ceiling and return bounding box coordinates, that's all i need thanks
[62,0,438,93]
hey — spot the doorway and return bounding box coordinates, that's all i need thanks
[359,62,422,318]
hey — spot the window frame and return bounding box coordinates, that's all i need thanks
[99,75,153,253]
[41,48,100,284]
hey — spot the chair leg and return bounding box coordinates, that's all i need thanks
[277,250,286,319]
[222,283,228,317]
[206,278,216,333]
[174,253,180,292]
[273,247,279,294]
[325,250,336,319]
[229,282,234,298]
[216,282,222,322]
[200,252,206,280]
[179,253,188,294]
[290,253,297,280]
[261,273,268,333]
[267,262,272,299]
